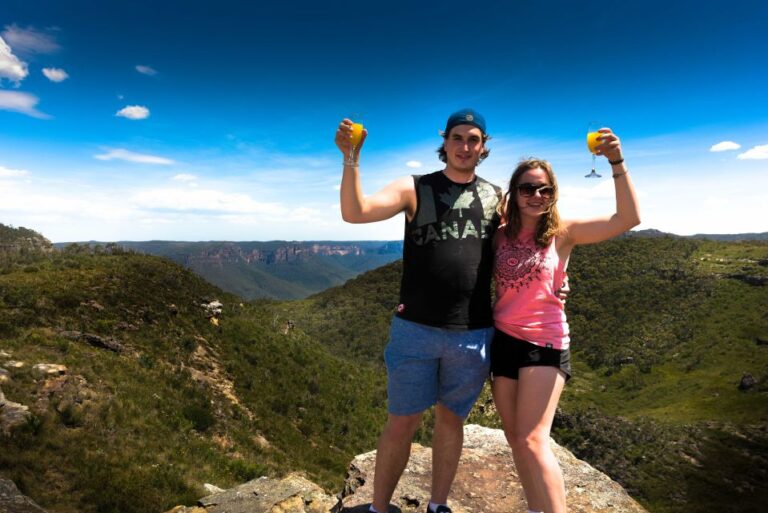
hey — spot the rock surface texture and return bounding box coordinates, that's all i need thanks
[0,478,48,513]
[339,424,648,513]
[169,425,647,513]
[167,474,339,513]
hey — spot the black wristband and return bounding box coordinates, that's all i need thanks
[608,158,625,166]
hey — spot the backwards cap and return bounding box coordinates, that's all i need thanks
[443,108,487,136]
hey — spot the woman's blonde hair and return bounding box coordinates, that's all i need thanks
[500,158,562,247]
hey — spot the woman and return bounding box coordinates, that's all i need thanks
[491,128,640,513]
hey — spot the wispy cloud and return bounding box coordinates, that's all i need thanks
[0,36,28,84]
[42,67,68,82]
[710,141,741,152]
[94,148,174,165]
[737,144,768,160]
[1,24,60,55]
[0,165,29,178]
[116,105,150,120]
[406,160,423,168]
[131,188,284,214]
[172,173,197,182]
[0,90,50,118]
[135,65,157,76]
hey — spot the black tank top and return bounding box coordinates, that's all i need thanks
[397,171,501,329]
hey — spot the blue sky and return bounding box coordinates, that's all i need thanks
[1,0,766,242]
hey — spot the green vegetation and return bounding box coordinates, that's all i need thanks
[1,237,386,513]
[2,225,766,513]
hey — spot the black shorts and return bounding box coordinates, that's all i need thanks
[490,329,572,382]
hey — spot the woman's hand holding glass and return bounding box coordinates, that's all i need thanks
[592,128,623,163]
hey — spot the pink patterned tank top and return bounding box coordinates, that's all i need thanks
[493,228,570,350]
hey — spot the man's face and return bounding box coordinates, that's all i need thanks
[444,125,485,172]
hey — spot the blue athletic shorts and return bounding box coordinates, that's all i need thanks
[384,316,494,418]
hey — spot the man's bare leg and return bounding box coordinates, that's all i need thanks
[429,403,464,506]
[372,412,423,513]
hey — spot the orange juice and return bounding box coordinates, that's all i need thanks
[351,123,364,147]
[587,131,601,154]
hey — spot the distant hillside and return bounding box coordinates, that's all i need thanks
[689,232,768,241]
[0,244,386,513]
[627,228,768,241]
[53,240,404,300]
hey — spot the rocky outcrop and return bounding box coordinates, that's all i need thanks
[0,388,31,434]
[167,474,338,513]
[173,425,647,513]
[0,478,48,513]
[339,424,647,513]
[31,364,68,379]
[0,224,53,255]
[728,273,768,286]
[59,331,124,353]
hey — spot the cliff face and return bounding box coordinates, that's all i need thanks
[184,242,373,267]
[167,424,648,513]
[96,240,405,299]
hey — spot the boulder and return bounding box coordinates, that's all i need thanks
[0,368,9,384]
[0,388,32,434]
[168,473,338,513]
[0,478,48,513]
[31,364,68,379]
[739,373,757,391]
[340,424,648,513]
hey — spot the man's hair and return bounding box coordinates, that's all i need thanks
[500,158,562,247]
[436,127,491,164]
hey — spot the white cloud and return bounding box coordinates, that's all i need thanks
[0,25,60,55]
[173,174,197,182]
[710,141,741,152]
[116,105,150,120]
[0,165,29,177]
[135,65,157,76]
[94,148,174,165]
[0,90,50,118]
[737,144,768,160]
[406,160,423,168]
[131,188,284,214]
[0,36,28,84]
[42,67,68,82]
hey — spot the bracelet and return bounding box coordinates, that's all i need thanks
[343,158,359,167]
[612,170,628,178]
[608,158,625,165]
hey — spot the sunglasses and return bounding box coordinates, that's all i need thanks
[516,183,555,199]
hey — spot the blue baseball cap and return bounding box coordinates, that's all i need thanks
[443,108,487,136]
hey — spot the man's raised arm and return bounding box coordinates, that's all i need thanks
[335,119,416,224]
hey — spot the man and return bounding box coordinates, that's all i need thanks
[335,109,501,513]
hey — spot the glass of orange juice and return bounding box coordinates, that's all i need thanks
[585,122,603,178]
[348,113,364,162]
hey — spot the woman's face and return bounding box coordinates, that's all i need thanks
[515,167,554,218]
